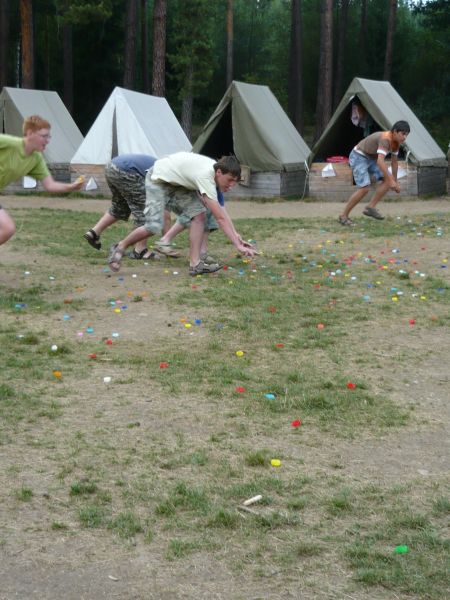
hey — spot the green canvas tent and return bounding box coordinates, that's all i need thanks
[310,78,446,198]
[193,81,311,198]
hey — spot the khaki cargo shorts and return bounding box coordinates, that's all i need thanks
[143,174,206,234]
[176,210,218,232]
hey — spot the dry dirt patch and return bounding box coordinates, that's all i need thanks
[0,197,449,600]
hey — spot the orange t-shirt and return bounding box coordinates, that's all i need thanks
[356,132,399,160]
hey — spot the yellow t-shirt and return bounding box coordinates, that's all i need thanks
[151,152,218,201]
[0,134,49,189]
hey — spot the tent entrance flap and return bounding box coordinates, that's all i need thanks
[314,99,382,162]
[198,104,234,159]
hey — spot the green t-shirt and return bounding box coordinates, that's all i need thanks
[0,134,50,190]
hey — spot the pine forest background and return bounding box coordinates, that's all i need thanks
[0,0,448,152]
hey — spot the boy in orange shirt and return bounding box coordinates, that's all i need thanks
[338,120,410,225]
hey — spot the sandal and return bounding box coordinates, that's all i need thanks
[108,243,124,272]
[338,216,355,226]
[128,249,158,260]
[84,229,101,250]
[200,252,220,265]
[154,242,181,258]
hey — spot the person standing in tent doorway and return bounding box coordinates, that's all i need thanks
[83,154,173,260]
[0,115,84,246]
[338,120,410,225]
[107,152,256,275]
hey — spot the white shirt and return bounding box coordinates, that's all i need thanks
[151,152,218,201]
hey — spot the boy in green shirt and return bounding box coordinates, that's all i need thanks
[0,115,84,246]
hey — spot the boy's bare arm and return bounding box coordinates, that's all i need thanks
[201,195,256,256]
[221,205,255,250]
[42,175,84,193]
[377,154,400,192]
[390,154,399,180]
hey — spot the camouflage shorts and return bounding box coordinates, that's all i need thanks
[105,163,146,225]
[143,174,206,234]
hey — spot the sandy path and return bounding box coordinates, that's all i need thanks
[1,193,449,219]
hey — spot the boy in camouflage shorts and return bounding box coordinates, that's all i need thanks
[84,154,172,259]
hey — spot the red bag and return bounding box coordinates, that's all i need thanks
[326,156,349,163]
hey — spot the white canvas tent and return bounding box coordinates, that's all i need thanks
[70,87,191,194]
[0,86,83,164]
[71,87,191,165]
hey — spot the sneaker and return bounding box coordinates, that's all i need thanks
[189,260,223,276]
[363,206,384,220]
[200,252,220,265]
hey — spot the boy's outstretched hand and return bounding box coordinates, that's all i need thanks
[236,238,259,257]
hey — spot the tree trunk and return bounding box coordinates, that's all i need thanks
[20,0,34,88]
[314,0,333,142]
[123,0,138,89]
[152,0,166,96]
[43,16,50,89]
[62,0,73,114]
[383,0,397,81]
[141,0,150,92]
[181,64,194,140]
[226,0,233,88]
[247,1,257,75]
[333,0,349,108]
[288,0,303,133]
[0,0,10,90]
[358,0,368,74]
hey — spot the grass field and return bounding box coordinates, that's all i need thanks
[0,205,449,599]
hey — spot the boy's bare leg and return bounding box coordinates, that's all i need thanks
[199,231,210,256]
[189,213,206,267]
[367,180,390,208]
[133,239,151,253]
[132,210,171,252]
[115,226,152,253]
[0,209,16,245]
[133,210,171,253]
[340,187,369,219]
[90,212,117,236]
[86,212,148,253]
[163,210,172,235]
[108,226,153,270]
[159,221,185,245]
